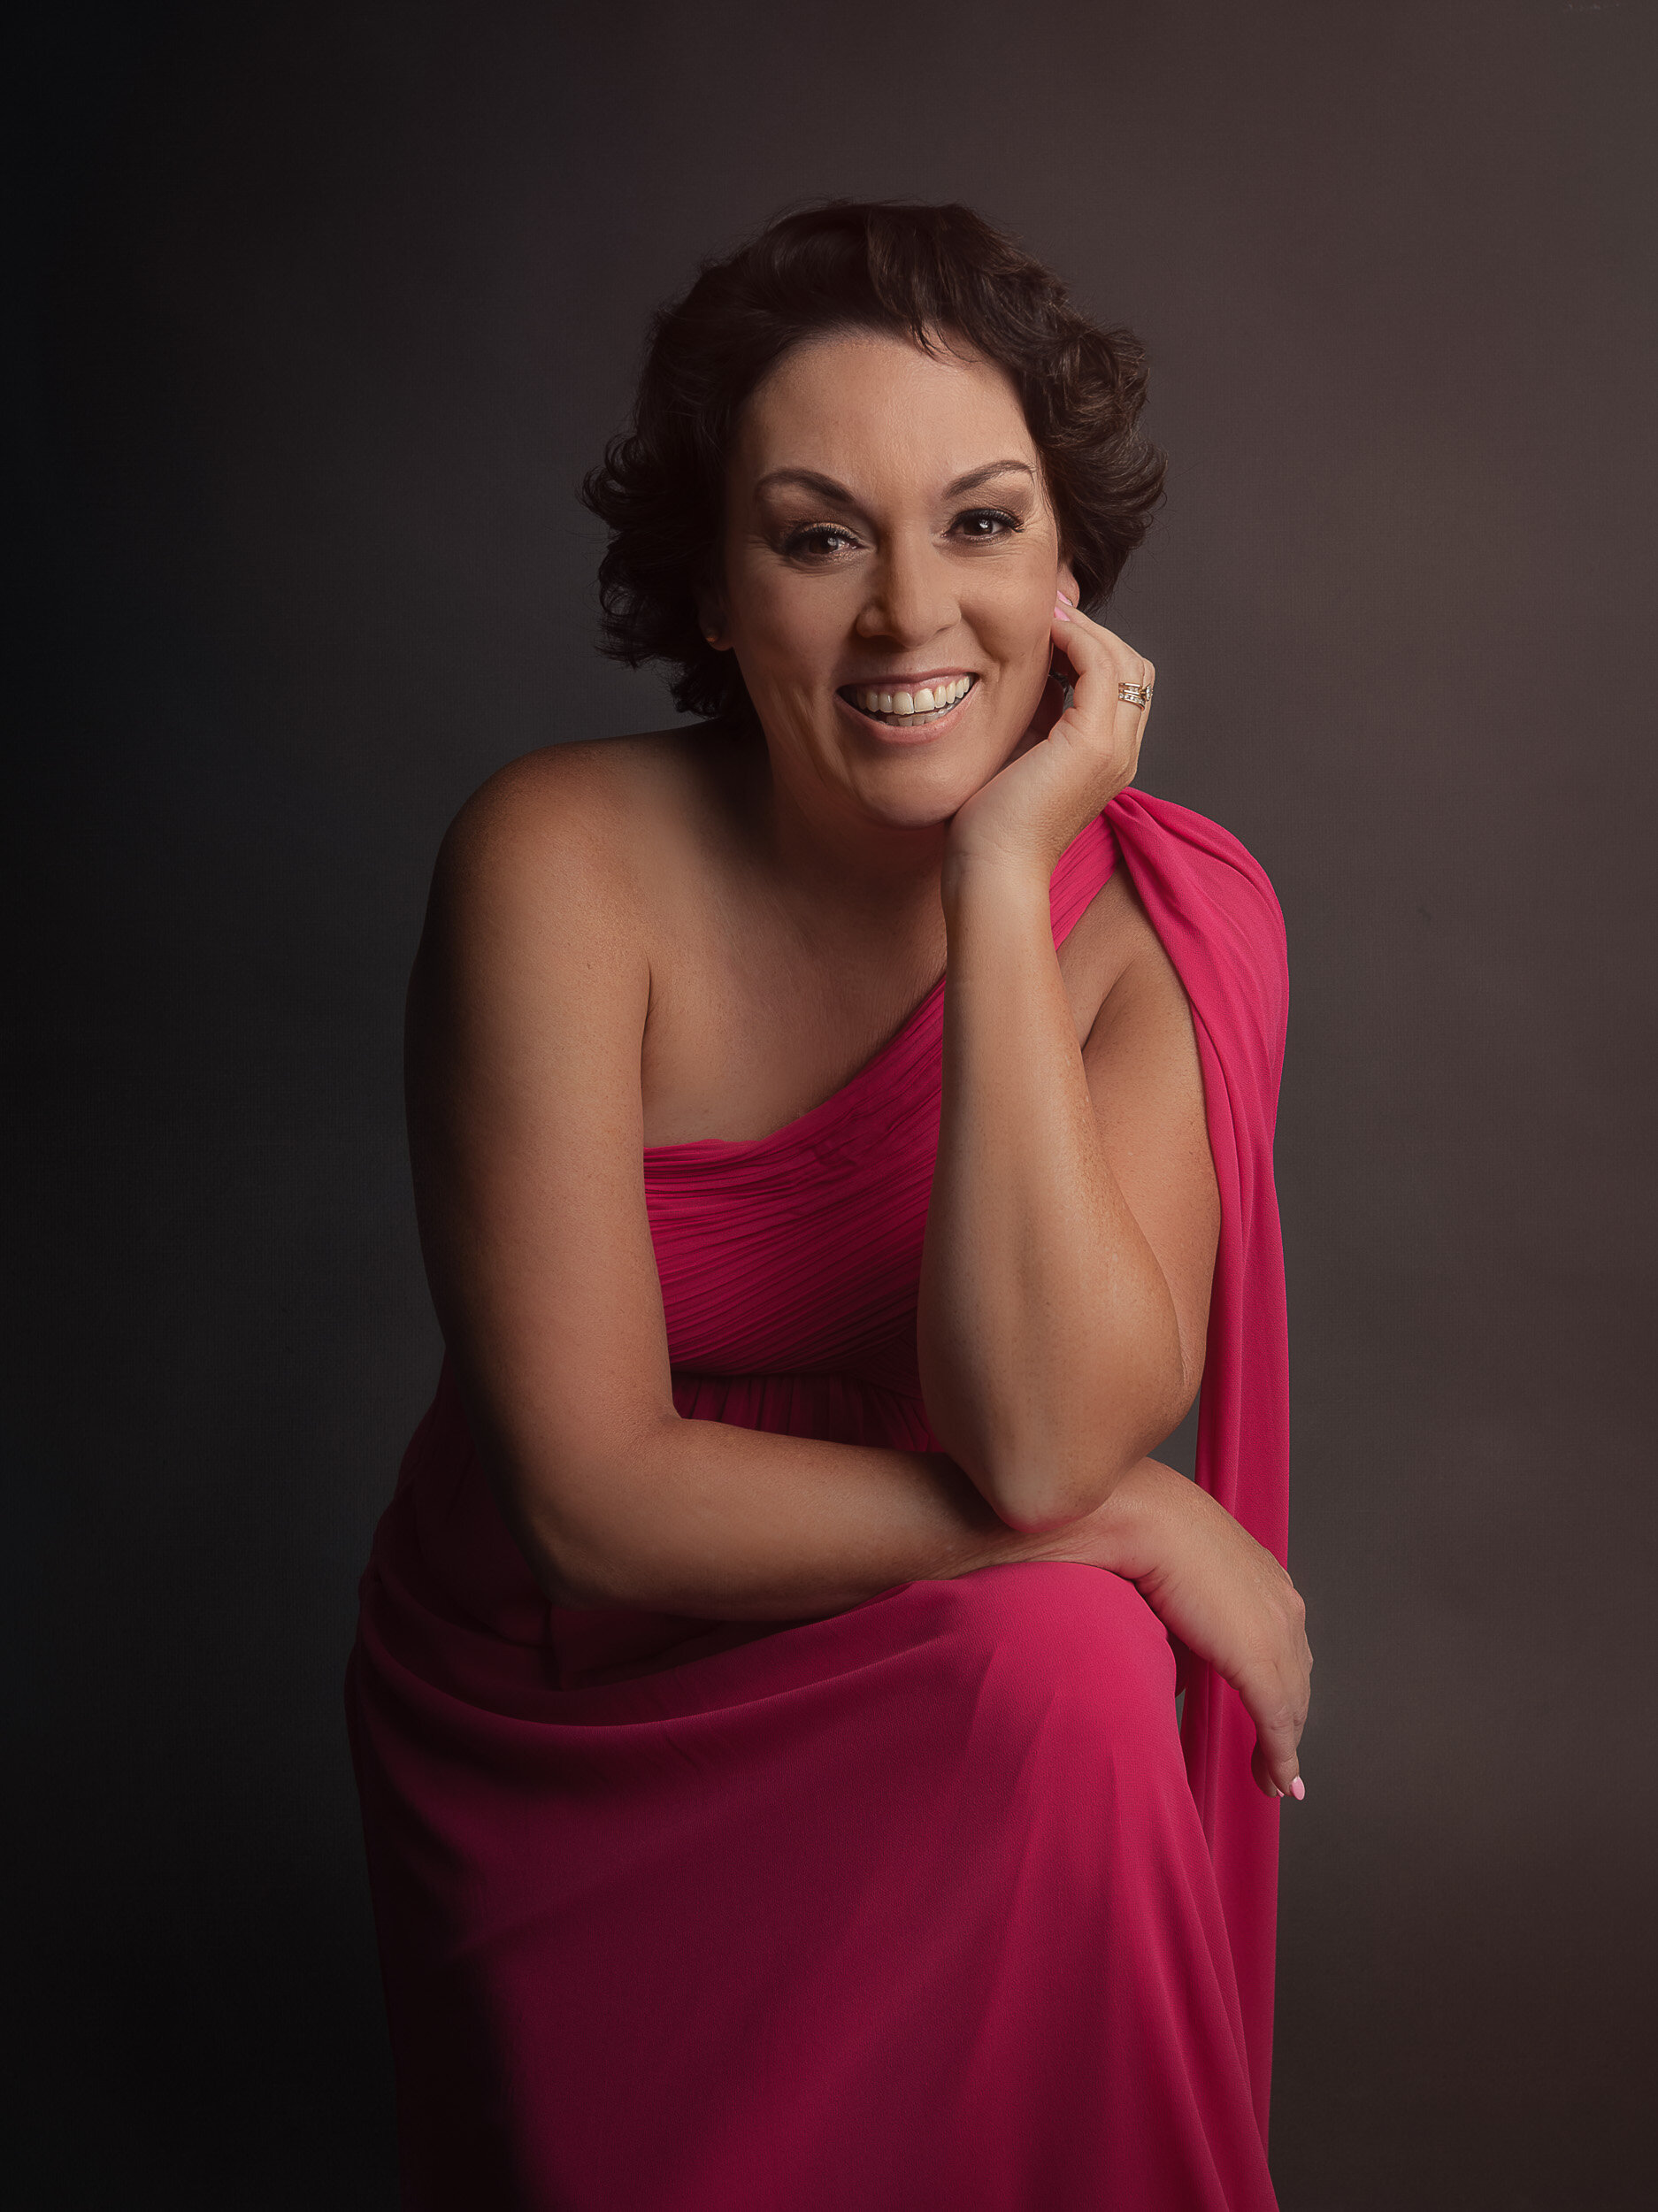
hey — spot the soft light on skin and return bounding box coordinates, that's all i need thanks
[703,329,1078,881]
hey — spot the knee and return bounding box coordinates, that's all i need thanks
[932,1563,1179,1763]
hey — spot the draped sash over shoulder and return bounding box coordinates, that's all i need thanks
[348,794,1291,2211]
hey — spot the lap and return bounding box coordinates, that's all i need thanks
[351,1543,1266,2212]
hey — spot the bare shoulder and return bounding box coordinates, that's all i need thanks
[403,728,742,1155]
[434,729,688,904]
[403,733,725,1476]
[420,728,725,977]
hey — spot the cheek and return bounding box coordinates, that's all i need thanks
[746,580,848,682]
[980,585,1057,672]
[974,541,1063,652]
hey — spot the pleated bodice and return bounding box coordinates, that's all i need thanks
[643,811,1118,1451]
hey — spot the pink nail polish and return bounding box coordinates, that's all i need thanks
[1290,1777,1305,1801]
[1053,603,1071,622]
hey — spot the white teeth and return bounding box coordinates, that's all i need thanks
[854,676,974,719]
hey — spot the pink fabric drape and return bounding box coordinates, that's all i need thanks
[1109,794,1293,2142]
[347,794,1290,2208]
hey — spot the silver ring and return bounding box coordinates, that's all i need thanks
[1117,680,1154,706]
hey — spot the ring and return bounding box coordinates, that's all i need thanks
[1117,680,1154,706]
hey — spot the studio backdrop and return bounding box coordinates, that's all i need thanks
[12,3,1654,2206]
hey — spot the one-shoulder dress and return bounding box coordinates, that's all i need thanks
[346,793,1291,2210]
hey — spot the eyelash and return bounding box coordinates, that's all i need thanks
[780,507,1024,559]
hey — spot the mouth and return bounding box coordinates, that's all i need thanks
[836,672,979,733]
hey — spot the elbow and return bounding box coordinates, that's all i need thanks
[485,1416,683,1613]
[980,1449,1140,1536]
[489,1482,615,1609]
[522,1528,628,1609]
[516,1500,675,1613]
[956,1394,1195,1536]
[943,1421,1140,1535]
[922,1321,1197,1535]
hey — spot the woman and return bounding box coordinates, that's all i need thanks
[347,201,1310,2210]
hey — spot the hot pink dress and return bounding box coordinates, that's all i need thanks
[346,792,1291,2209]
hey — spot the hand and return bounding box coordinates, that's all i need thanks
[1008,1459,1313,1800]
[946,594,1156,880]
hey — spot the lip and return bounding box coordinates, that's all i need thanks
[840,668,975,690]
[834,672,981,745]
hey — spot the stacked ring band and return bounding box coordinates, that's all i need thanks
[1117,680,1154,706]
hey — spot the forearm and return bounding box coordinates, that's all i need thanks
[503,1410,1047,1620]
[917,856,1186,1528]
[497,1415,1293,1740]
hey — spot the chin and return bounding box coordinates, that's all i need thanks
[845,745,1008,832]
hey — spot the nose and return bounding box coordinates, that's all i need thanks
[854,527,958,650]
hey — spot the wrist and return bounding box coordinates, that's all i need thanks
[940,844,1052,933]
[1076,1458,1184,1582]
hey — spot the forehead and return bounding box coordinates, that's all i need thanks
[732,329,1038,490]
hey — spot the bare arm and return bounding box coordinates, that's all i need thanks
[918,856,1218,1529]
[407,747,1057,1619]
[917,599,1218,1530]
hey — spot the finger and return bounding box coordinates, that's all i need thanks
[1121,659,1153,772]
[1049,606,1153,777]
[1055,599,1153,687]
[1084,627,1156,728]
[1051,598,1133,673]
[1252,1738,1306,1802]
[1247,1690,1308,1801]
[1053,603,1154,719]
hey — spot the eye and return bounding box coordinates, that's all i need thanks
[779,522,862,560]
[951,507,1023,541]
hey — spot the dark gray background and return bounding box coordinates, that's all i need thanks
[10,3,1655,2205]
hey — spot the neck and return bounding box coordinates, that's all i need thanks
[741,741,956,950]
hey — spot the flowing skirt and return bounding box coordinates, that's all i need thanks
[346,1369,1278,2210]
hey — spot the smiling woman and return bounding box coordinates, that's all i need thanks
[583,202,1162,731]
[346,201,1305,2210]
[708,339,1079,823]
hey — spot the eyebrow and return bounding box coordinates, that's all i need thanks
[752,458,1036,504]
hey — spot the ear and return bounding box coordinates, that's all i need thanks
[1056,557,1080,606]
[695,591,731,650]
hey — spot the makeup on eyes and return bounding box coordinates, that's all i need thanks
[776,507,1028,560]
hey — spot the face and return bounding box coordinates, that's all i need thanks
[708,329,1077,840]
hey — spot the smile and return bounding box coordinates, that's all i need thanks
[838,674,979,730]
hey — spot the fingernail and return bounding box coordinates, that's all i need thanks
[1053,602,1071,623]
[1057,589,1075,607]
[1290,1777,1306,1801]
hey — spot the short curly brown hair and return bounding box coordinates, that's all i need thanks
[581,200,1166,726]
